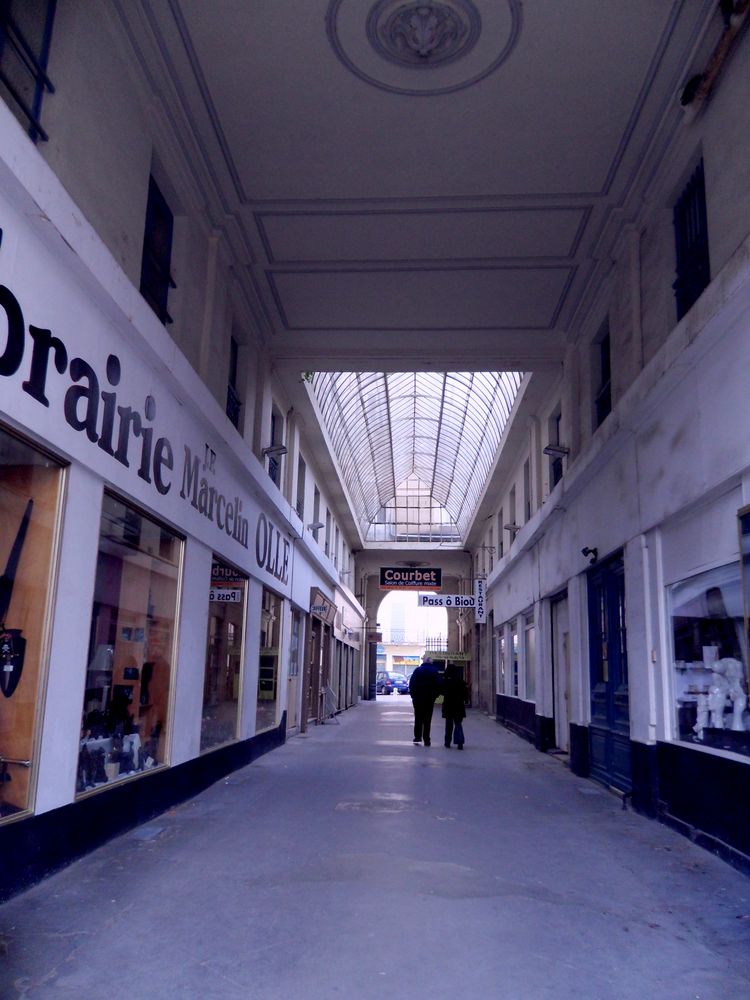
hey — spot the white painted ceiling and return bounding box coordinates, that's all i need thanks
[121,0,713,373]
[115,1,717,547]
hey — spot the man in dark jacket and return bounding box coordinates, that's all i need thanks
[408,654,441,745]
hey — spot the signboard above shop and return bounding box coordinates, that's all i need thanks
[419,578,485,620]
[379,567,442,590]
[419,593,474,608]
[310,587,337,625]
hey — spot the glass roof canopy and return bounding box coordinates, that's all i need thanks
[310,372,524,546]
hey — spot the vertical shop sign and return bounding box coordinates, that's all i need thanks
[474,578,486,623]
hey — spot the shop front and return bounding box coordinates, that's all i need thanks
[0,189,297,898]
[303,588,336,728]
[654,492,750,867]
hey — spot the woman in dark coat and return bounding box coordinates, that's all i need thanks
[442,664,468,749]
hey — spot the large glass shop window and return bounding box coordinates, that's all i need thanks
[0,428,63,819]
[496,629,506,694]
[77,493,182,793]
[524,612,536,702]
[201,559,247,752]
[256,587,282,732]
[671,562,748,756]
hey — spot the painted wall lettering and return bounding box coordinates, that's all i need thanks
[180,445,249,548]
[1,283,174,494]
[255,512,290,584]
[0,274,268,561]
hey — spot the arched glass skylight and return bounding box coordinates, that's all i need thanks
[310,372,524,544]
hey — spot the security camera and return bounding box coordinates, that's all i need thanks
[581,546,598,564]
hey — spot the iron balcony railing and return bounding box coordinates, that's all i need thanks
[0,1,57,142]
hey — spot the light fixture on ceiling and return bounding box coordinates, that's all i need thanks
[503,523,519,532]
[396,560,429,567]
[581,546,598,565]
[307,520,325,531]
[262,444,287,458]
[543,444,570,458]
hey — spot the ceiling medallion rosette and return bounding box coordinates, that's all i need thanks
[369,2,481,69]
[326,0,522,97]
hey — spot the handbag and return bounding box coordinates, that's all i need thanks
[453,720,464,746]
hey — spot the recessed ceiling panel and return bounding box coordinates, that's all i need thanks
[270,266,571,329]
[257,207,587,263]
[176,0,676,201]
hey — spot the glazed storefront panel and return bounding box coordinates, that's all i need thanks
[0,425,64,819]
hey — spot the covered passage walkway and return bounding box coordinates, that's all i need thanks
[2,702,749,999]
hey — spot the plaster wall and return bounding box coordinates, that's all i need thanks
[35,465,101,813]
[169,540,212,766]
[487,222,750,746]
[39,3,223,386]
[240,578,263,738]
[41,2,152,285]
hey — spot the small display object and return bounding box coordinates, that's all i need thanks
[671,564,750,756]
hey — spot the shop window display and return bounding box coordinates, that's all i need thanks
[671,562,749,756]
[201,559,247,752]
[496,629,506,694]
[0,427,63,819]
[510,620,519,697]
[256,587,282,733]
[77,493,181,793]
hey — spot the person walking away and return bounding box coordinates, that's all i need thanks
[442,664,468,749]
[409,654,441,746]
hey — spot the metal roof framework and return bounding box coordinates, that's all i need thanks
[311,372,523,544]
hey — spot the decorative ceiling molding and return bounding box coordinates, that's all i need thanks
[367,1,481,70]
[326,0,522,96]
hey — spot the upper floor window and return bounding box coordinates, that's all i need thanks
[523,459,531,522]
[313,487,321,542]
[548,407,564,488]
[593,322,611,429]
[334,526,340,568]
[140,176,175,325]
[0,0,56,142]
[673,159,710,322]
[226,335,242,430]
[296,456,306,519]
[268,407,283,487]
[488,527,494,572]
[507,486,517,540]
[324,509,331,556]
[497,509,504,558]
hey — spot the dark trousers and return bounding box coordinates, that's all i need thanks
[412,697,436,743]
[444,717,465,747]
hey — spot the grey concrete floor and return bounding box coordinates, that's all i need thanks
[2,699,750,1000]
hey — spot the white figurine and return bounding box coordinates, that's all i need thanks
[707,659,729,729]
[719,657,748,732]
[693,693,709,740]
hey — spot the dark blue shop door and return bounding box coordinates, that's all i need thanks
[587,554,631,791]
